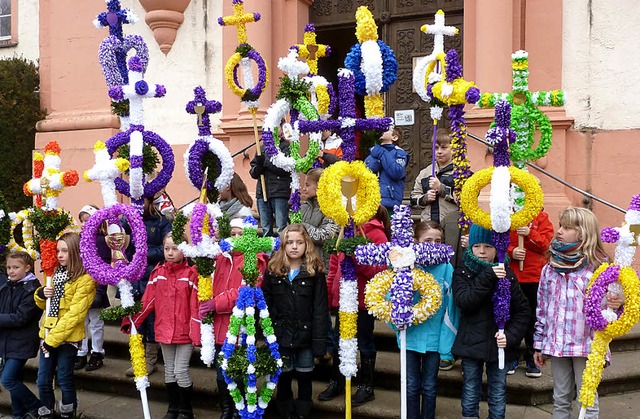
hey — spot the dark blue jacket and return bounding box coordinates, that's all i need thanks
[365,143,409,208]
[0,272,43,359]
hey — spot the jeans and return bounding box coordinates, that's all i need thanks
[325,312,334,355]
[406,350,440,419]
[160,343,193,387]
[257,197,289,237]
[551,356,598,419]
[461,358,507,419]
[37,344,78,411]
[280,347,314,373]
[78,308,105,356]
[1,358,40,418]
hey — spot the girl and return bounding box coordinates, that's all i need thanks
[122,233,200,419]
[0,251,43,419]
[218,173,254,220]
[76,205,110,372]
[35,233,97,419]
[533,207,620,418]
[262,224,329,419]
[452,224,529,419]
[198,218,269,419]
[319,205,390,406]
[507,209,554,377]
[394,221,456,419]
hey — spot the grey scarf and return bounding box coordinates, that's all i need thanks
[219,198,246,219]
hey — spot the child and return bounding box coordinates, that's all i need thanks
[262,224,328,419]
[365,127,409,214]
[533,207,620,418]
[0,251,43,419]
[507,209,554,377]
[319,129,343,167]
[218,172,254,221]
[394,221,455,419]
[319,205,390,406]
[301,168,338,268]
[410,130,456,223]
[198,218,269,419]
[249,130,292,237]
[414,221,460,373]
[35,233,97,419]
[76,205,110,372]
[122,233,200,419]
[452,224,529,419]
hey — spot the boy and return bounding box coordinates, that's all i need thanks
[365,127,409,214]
[411,130,456,223]
[301,168,338,268]
[0,251,43,419]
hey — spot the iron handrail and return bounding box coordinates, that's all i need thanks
[466,132,626,214]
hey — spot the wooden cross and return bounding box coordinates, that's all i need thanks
[218,0,261,45]
[295,24,330,76]
[186,86,222,137]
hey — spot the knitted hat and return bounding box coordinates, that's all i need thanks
[468,224,494,248]
[230,218,244,229]
[79,205,98,217]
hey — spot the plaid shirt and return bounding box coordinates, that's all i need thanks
[533,263,595,357]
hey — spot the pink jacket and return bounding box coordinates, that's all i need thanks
[123,259,201,345]
[199,252,268,345]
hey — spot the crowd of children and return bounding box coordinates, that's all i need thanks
[0,127,628,419]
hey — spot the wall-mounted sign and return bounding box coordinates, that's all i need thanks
[394,109,415,126]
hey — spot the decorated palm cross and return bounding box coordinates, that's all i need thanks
[84,141,130,208]
[294,24,330,76]
[106,56,174,211]
[186,86,223,136]
[94,0,138,84]
[460,101,543,368]
[578,195,640,418]
[355,204,451,419]
[218,216,281,419]
[344,6,398,118]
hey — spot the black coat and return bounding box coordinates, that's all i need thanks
[249,143,293,200]
[451,265,529,363]
[262,268,328,356]
[0,274,43,359]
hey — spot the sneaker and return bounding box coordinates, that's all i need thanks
[439,360,454,371]
[507,360,518,375]
[85,352,104,372]
[525,362,542,378]
[73,355,87,370]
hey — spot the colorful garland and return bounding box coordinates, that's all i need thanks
[8,209,38,259]
[316,161,380,227]
[344,6,398,117]
[84,141,130,208]
[29,207,78,277]
[129,330,148,391]
[578,195,640,411]
[219,1,268,110]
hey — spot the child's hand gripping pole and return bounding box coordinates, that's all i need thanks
[129,319,151,419]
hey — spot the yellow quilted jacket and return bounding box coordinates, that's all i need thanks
[34,273,96,347]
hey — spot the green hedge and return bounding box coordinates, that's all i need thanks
[0,57,46,210]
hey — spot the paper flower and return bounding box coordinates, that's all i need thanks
[7,209,38,260]
[84,141,130,208]
[294,24,331,76]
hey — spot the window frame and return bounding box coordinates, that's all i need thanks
[0,0,18,47]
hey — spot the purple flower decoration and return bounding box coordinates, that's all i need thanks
[186,86,223,137]
[445,49,463,82]
[80,204,147,286]
[493,276,511,329]
[189,203,213,246]
[289,189,301,213]
[486,101,517,168]
[155,85,166,97]
[585,264,621,331]
[134,80,149,95]
[601,227,621,244]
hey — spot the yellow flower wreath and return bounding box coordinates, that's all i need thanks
[364,269,442,325]
[8,209,37,259]
[460,166,543,230]
[317,161,381,227]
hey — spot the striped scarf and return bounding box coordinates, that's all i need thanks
[549,239,587,273]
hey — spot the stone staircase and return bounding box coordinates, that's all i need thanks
[2,320,640,418]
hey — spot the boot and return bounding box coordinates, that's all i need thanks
[37,406,55,419]
[163,382,180,419]
[218,379,240,419]
[294,400,312,419]
[351,353,376,407]
[276,398,294,419]
[318,353,344,401]
[59,402,76,419]
[145,342,160,376]
[176,385,194,419]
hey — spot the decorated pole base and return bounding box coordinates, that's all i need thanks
[129,321,151,419]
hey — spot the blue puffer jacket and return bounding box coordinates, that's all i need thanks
[365,143,409,208]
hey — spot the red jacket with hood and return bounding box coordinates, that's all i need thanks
[123,259,200,345]
[507,210,554,283]
[326,218,388,310]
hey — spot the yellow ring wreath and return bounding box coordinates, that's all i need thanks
[364,269,442,325]
[8,209,37,259]
[460,166,543,230]
[317,160,381,227]
[224,53,247,98]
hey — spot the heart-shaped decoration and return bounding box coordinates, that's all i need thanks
[98,34,149,87]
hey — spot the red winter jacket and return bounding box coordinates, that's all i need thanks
[200,252,268,345]
[507,210,554,283]
[122,259,200,345]
[326,219,388,310]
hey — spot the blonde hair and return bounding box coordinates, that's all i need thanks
[268,224,323,276]
[558,207,609,267]
[305,168,323,185]
[6,251,34,269]
[57,233,87,280]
